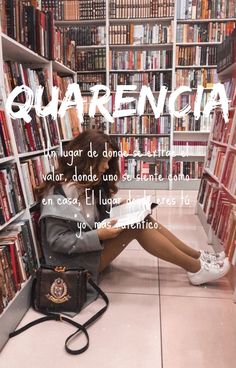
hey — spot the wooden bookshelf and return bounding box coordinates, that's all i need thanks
[0,277,33,352]
[172,0,236,192]
[109,43,173,50]
[177,18,236,24]
[55,19,106,26]
[0,1,79,350]
[195,36,236,299]
[1,33,48,65]
[175,65,218,69]
[52,60,76,75]
[176,42,221,46]
[108,17,174,24]
[58,0,233,190]
[110,69,173,72]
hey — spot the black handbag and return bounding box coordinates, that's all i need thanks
[9,265,109,355]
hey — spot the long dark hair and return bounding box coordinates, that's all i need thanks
[40,129,121,198]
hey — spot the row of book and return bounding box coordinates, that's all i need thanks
[82,96,103,115]
[109,24,172,45]
[0,110,12,159]
[232,125,236,147]
[1,0,54,59]
[4,62,51,106]
[109,116,171,135]
[174,113,213,132]
[216,192,236,262]
[54,26,76,70]
[77,73,106,92]
[110,50,173,70]
[52,74,74,100]
[12,112,59,154]
[177,0,236,20]
[58,109,81,139]
[205,143,225,179]
[224,78,236,107]
[174,92,212,112]
[221,152,236,195]
[198,176,219,225]
[41,0,106,20]
[217,28,236,73]
[173,141,208,156]
[224,206,236,265]
[0,219,37,313]
[117,136,170,154]
[173,160,204,179]
[175,69,218,88]
[1,1,81,70]
[3,62,79,151]
[198,175,236,264]
[109,72,172,91]
[108,94,170,115]
[81,115,107,132]
[176,46,217,66]
[0,164,25,225]
[39,0,236,21]
[176,22,236,43]
[61,26,106,46]
[121,160,204,180]
[211,110,234,144]
[76,49,106,71]
[21,154,59,206]
[119,158,169,180]
[109,0,175,19]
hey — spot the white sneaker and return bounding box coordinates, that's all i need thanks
[187,258,231,286]
[199,250,226,264]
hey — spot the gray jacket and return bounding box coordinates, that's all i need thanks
[39,185,109,304]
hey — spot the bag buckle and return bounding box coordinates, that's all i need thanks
[54,266,66,273]
[87,271,92,279]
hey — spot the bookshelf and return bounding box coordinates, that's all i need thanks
[174,0,236,192]
[51,0,236,190]
[195,29,236,300]
[0,1,79,350]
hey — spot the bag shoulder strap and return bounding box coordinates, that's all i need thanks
[9,278,109,355]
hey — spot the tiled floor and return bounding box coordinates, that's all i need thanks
[1,190,236,368]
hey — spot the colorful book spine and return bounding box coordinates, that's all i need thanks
[177,0,236,19]
[109,24,172,45]
[110,116,171,135]
[110,50,173,70]
[217,28,236,73]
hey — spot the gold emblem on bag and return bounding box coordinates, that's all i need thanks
[54,266,66,272]
[46,278,71,304]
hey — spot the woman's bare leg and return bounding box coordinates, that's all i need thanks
[146,215,200,259]
[99,221,201,273]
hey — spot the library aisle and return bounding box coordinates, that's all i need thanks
[1,189,235,368]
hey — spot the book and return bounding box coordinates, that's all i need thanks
[99,195,158,228]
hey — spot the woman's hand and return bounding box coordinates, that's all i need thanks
[97,219,124,240]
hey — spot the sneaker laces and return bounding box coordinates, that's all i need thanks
[203,261,223,271]
[201,251,223,263]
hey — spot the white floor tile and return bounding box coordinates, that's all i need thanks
[100,249,159,295]
[1,294,162,368]
[161,296,236,368]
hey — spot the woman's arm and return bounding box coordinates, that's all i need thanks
[44,217,103,255]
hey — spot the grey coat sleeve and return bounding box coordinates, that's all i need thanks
[44,217,103,254]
